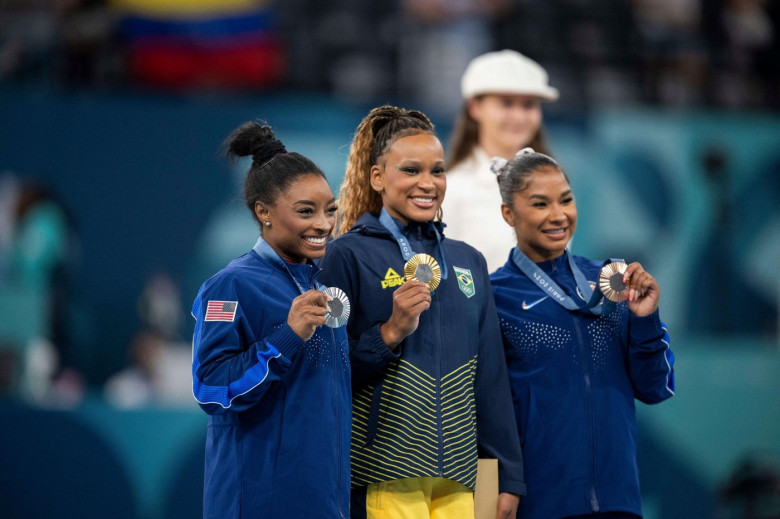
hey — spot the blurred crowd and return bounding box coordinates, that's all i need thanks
[0,171,192,408]
[0,0,778,112]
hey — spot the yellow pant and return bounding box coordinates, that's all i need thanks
[365,477,475,519]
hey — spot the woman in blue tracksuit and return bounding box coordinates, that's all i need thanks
[191,122,350,519]
[489,148,675,519]
[319,106,524,519]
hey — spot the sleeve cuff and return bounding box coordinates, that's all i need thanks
[629,309,663,343]
[265,323,305,358]
[368,323,403,361]
[498,479,527,496]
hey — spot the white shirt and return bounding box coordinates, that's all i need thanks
[442,147,516,273]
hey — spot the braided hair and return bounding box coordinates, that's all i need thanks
[336,106,436,236]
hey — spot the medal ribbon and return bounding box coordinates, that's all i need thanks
[511,247,613,315]
[378,208,448,280]
[253,236,325,295]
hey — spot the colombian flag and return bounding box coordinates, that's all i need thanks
[111,0,284,89]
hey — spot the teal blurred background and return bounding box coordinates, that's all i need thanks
[1,0,779,517]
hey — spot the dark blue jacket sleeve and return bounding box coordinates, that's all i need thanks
[627,311,675,404]
[191,276,304,414]
[318,241,400,386]
[474,259,526,495]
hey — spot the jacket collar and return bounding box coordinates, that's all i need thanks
[350,211,446,240]
[252,236,320,290]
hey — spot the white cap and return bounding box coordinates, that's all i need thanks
[461,50,559,101]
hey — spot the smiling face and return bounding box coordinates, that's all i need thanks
[255,173,336,263]
[371,132,446,224]
[501,166,576,262]
[469,94,543,157]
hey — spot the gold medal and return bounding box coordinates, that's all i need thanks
[321,286,351,328]
[404,253,442,292]
[599,261,628,302]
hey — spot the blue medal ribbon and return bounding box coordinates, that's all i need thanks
[378,208,448,280]
[511,247,615,315]
[253,236,325,295]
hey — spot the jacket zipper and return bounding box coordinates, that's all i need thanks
[573,313,600,512]
[318,257,346,519]
[329,326,348,519]
[426,228,444,477]
[435,296,444,477]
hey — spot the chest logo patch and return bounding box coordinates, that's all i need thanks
[381,267,404,289]
[521,296,548,310]
[453,266,475,298]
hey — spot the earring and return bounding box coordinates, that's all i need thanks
[264,221,271,227]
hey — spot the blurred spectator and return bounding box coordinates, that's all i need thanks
[276,0,398,101]
[703,0,778,108]
[0,0,119,86]
[56,0,120,86]
[104,270,192,408]
[103,329,192,408]
[136,270,183,340]
[717,453,780,519]
[0,174,85,405]
[398,0,511,116]
[632,0,708,106]
[0,1,57,81]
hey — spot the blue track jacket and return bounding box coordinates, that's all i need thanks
[490,250,675,519]
[191,237,351,519]
[318,212,525,496]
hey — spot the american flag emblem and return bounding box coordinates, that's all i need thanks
[205,301,238,322]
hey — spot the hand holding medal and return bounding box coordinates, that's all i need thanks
[600,261,660,317]
[288,290,334,341]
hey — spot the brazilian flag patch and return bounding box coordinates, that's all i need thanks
[453,266,475,298]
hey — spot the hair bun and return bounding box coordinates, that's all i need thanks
[252,140,287,166]
[489,156,508,176]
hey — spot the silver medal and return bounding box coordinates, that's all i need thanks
[321,286,351,328]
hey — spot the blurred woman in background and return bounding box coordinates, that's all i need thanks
[443,50,558,272]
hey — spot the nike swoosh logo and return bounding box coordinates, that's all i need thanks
[522,296,548,310]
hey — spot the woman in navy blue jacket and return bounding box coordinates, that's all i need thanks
[191,122,351,519]
[489,148,675,519]
[319,106,524,519]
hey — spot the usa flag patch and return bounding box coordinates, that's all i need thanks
[205,301,238,322]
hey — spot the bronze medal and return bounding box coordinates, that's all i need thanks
[599,261,629,302]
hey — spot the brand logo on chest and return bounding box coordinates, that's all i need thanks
[381,267,404,289]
